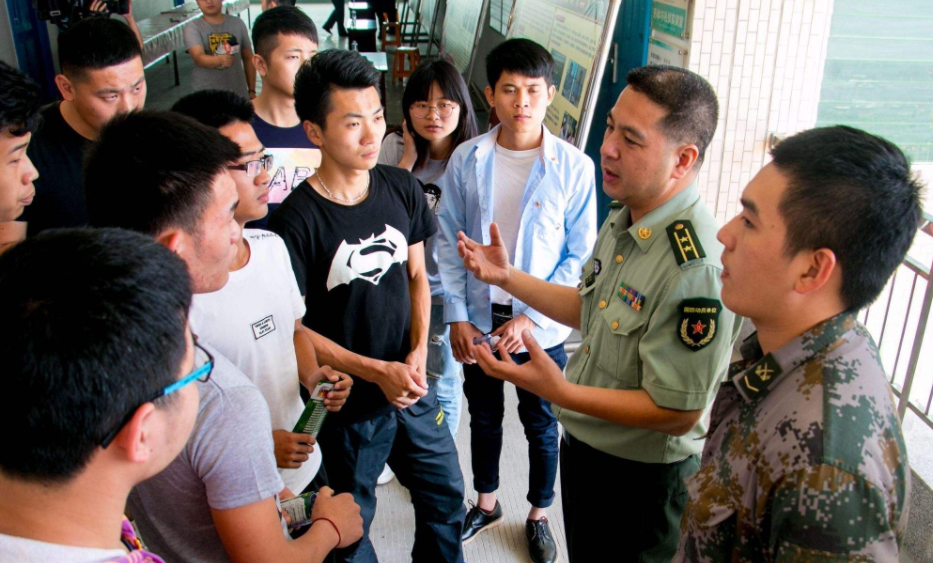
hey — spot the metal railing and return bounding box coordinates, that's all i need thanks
[861,211,933,429]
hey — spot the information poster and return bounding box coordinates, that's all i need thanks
[506,0,616,147]
[489,0,515,35]
[647,38,687,68]
[420,0,439,36]
[441,0,490,75]
[649,0,691,69]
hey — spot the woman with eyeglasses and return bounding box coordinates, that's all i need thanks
[375,60,479,484]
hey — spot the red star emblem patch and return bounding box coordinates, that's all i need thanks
[691,320,706,335]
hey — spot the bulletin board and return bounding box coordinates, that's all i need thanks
[505,0,621,148]
[441,0,491,78]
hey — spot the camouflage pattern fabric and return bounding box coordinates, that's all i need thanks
[674,312,910,562]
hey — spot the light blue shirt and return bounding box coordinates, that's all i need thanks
[436,125,598,350]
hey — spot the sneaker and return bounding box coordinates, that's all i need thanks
[526,517,558,563]
[461,500,503,545]
[377,464,395,485]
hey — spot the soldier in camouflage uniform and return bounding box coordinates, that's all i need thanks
[449,66,742,562]
[675,125,921,561]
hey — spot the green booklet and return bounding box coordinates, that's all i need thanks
[292,380,335,437]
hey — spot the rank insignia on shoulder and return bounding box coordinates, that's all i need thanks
[618,282,646,312]
[678,298,720,351]
[667,220,706,265]
[593,259,601,275]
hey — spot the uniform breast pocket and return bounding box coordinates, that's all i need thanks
[594,300,646,388]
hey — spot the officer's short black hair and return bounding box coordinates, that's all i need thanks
[486,38,554,89]
[0,228,192,483]
[294,49,381,130]
[625,65,719,167]
[172,89,255,129]
[58,17,142,80]
[252,6,318,59]
[772,125,924,311]
[0,61,41,136]
[84,110,241,236]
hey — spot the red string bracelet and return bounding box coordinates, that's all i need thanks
[311,517,341,549]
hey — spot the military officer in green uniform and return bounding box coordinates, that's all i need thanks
[452,66,742,562]
[674,126,918,561]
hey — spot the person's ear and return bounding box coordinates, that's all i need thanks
[484,85,495,108]
[794,248,838,296]
[253,53,268,77]
[114,402,157,463]
[303,120,324,146]
[155,229,185,256]
[671,144,700,180]
[55,74,76,102]
[546,84,556,104]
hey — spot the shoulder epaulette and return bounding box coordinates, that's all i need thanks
[666,220,706,266]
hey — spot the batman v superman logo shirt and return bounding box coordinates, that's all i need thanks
[268,165,436,424]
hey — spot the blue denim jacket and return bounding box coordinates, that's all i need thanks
[436,125,598,350]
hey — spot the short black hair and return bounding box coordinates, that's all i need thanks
[84,110,240,236]
[625,65,719,166]
[172,89,255,129]
[0,228,192,483]
[58,17,142,79]
[486,38,554,89]
[253,6,318,59]
[772,126,924,311]
[271,0,297,6]
[0,61,41,136]
[294,49,381,130]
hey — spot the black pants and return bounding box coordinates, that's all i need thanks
[462,305,565,509]
[560,432,700,563]
[323,0,347,35]
[317,385,466,563]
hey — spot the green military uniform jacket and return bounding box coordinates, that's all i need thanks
[557,183,742,463]
[675,312,910,562]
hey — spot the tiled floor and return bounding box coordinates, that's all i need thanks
[145,4,556,561]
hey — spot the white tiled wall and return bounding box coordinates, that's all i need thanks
[688,0,835,223]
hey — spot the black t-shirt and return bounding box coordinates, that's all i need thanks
[21,102,90,236]
[268,165,436,424]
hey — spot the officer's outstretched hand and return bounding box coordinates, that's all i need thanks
[458,223,511,286]
[475,329,566,404]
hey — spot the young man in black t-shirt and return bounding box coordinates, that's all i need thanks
[268,50,466,563]
[21,17,145,236]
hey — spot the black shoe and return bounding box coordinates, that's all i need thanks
[323,26,333,34]
[461,500,503,545]
[526,517,558,563]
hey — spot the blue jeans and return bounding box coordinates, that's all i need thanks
[426,303,463,438]
[462,314,567,509]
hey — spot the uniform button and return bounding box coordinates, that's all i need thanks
[615,255,624,264]
[584,346,590,354]
[611,320,620,330]
[598,300,607,309]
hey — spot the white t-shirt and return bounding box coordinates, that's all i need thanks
[190,229,319,493]
[490,142,539,305]
[0,533,126,563]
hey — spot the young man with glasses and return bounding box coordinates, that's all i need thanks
[84,110,363,563]
[173,89,353,503]
[0,227,200,562]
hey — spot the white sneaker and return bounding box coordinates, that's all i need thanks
[377,464,395,485]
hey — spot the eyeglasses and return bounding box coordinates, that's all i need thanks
[410,102,458,119]
[99,337,214,448]
[228,154,275,177]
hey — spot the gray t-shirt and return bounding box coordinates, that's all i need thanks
[0,533,126,563]
[378,133,447,300]
[184,15,251,96]
[127,342,286,563]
